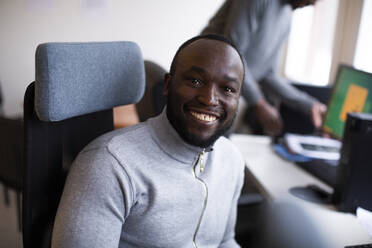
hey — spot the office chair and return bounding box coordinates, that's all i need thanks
[0,82,24,231]
[23,41,145,248]
[135,60,167,121]
[0,117,23,231]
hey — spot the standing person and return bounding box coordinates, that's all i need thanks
[202,0,326,135]
[52,34,246,248]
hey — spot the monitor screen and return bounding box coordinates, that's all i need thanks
[322,65,372,139]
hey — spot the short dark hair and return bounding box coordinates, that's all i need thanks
[169,34,245,78]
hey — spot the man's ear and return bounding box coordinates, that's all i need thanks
[163,73,172,96]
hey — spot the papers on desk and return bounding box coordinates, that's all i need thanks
[357,207,372,237]
[284,133,341,161]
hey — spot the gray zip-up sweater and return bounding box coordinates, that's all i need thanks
[202,0,316,113]
[52,110,245,248]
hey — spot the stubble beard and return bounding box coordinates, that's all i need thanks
[166,95,236,148]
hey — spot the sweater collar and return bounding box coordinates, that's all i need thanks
[148,108,213,164]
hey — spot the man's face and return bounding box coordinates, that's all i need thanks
[164,39,244,147]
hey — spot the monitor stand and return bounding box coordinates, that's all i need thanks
[289,184,333,204]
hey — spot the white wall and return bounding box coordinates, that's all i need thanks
[0,0,224,116]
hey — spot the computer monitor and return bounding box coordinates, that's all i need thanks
[322,65,372,139]
[333,112,372,213]
[290,66,372,210]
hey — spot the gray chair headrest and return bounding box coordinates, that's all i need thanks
[35,41,145,122]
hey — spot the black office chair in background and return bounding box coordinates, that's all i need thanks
[0,83,23,231]
[23,41,145,248]
[135,60,167,122]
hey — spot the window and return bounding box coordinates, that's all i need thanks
[354,0,372,73]
[284,0,339,86]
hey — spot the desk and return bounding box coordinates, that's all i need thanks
[230,134,372,247]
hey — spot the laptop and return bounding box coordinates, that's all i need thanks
[281,65,372,187]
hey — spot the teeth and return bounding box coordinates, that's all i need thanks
[190,111,217,122]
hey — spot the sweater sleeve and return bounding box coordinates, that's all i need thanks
[218,154,245,248]
[262,71,316,114]
[260,38,316,114]
[256,5,316,114]
[51,147,135,248]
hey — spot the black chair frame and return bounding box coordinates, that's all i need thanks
[23,82,114,248]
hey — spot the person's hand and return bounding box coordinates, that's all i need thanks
[310,102,327,129]
[255,98,283,135]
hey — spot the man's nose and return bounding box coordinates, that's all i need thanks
[197,84,219,106]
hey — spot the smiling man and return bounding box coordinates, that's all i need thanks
[165,35,244,148]
[52,34,246,248]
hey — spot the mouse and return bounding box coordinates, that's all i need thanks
[289,184,333,204]
[305,184,332,202]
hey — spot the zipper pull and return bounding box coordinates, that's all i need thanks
[199,150,205,173]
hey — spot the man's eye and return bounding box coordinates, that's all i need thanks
[191,79,202,87]
[224,86,233,93]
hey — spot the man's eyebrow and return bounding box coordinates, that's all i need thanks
[224,75,240,85]
[186,66,240,84]
[186,66,206,75]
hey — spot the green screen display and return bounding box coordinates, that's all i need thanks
[322,65,372,139]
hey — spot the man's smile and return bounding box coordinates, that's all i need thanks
[189,110,219,123]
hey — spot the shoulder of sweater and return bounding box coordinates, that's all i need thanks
[81,121,150,153]
[213,136,244,161]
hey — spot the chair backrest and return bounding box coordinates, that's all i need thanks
[279,83,332,135]
[23,41,145,248]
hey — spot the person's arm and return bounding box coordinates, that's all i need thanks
[262,73,315,113]
[258,14,327,130]
[262,69,327,129]
[218,159,245,248]
[52,148,135,248]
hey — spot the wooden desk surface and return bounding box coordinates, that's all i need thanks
[230,134,372,247]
